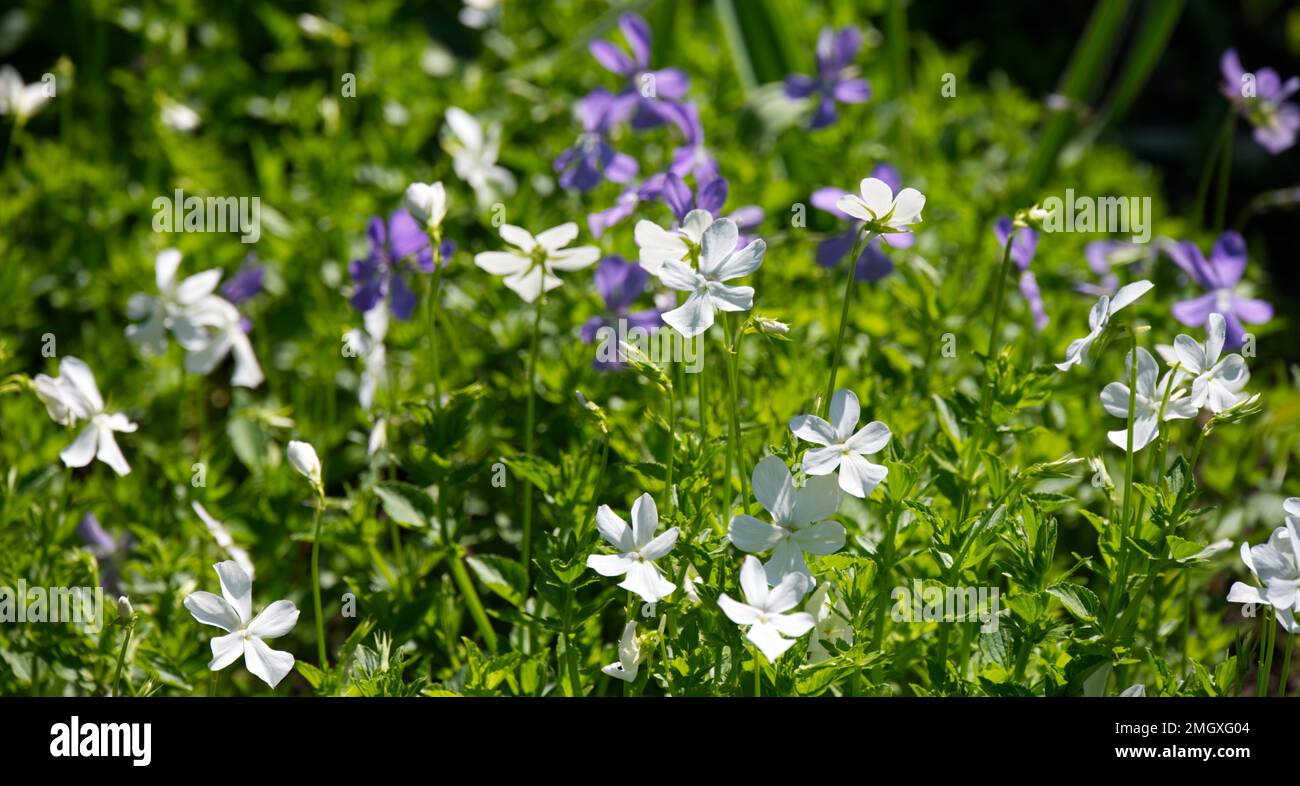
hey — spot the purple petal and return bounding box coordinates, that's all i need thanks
[816,230,856,268]
[589,40,634,77]
[830,27,863,71]
[1220,49,1245,92]
[1231,294,1273,324]
[784,74,818,99]
[579,88,616,132]
[881,230,914,249]
[618,14,652,71]
[648,68,690,100]
[811,186,850,218]
[388,210,433,271]
[1171,292,1218,327]
[595,256,648,313]
[1165,241,1214,289]
[697,175,729,216]
[389,272,417,320]
[728,205,764,230]
[580,315,608,345]
[606,150,639,183]
[869,164,902,194]
[662,173,694,221]
[832,78,871,104]
[1221,310,1247,349]
[808,96,839,129]
[1253,104,1300,154]
[221,262,265,304]
[1208,231,1248,287]
[626,308,664,333]
[854,240,893,282]
[77,513,116,554]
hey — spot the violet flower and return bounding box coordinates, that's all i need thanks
[1166,231,1271,348]
[555,88,639,193]
[1220,48,1300,155]
[221,260,264,305]
[77,513,131,595]
[349,210,451,320]
[661,173,761,245]
[784,27,872,130]
[810,163,913,282]
[589,14,690,130]
[994,217,1048,331]
[1079,241,1125,297]
[662,102,718,182]
[580,256,663,371]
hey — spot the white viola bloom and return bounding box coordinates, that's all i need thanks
[125,249,223,357]
[600,621,642,683]
[1099,347,1196,452]
[192,502,255,579]
[586,492,679,603]
[633,209,712,274]
[443,107,516,209]
[656,217,766,338]
[718,555,816,661]
[34,357,137,476]
[173,295,264,388]
[474,222,600,303]
[160,100,201,133]
[344,305,388,411]
[1227,515,1300,621]
[404,181,447,232]
[728,455,844,585]
[789,388,891,498]
[287,440,323,489]
[804,583,853,664]
[1164,312,1250,413]
[834,176,926,232]
[183,560,299,689]
[1056,280,1154,371]
[0,65,51,124]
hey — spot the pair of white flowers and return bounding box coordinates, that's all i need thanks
[1228,498,1300,633]
[34,357,137,475]
[126,249,264,388]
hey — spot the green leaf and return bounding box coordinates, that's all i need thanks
[295,660,326,689]
[467,555,528,608]
[374,482,434,530]
[1047,582,1101,623]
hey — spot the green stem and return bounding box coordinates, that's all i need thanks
[1192,110,1234,229]
[870,508,900,647]
[1278,631,1295,697]
[664,380,677,515]
[1108,331,1140,622]
[751,645,762,697]
[1256,607,1274,696]
[821,228,871,416]
[521,295,544,590]
[426,239,445,406]
[721,315,749,514]
[111,622,133,697]
[310,492,328,669]
[1213,115,1235,233]
[981,226,1018,422]
[450,554,498,652]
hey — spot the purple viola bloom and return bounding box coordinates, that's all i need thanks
[587,175,675,238]
[811,164,912,282]
[1220,49,1300,155]
[661,172,764,245]
[77,513,132,595]
[555,89,639,193]
[662,102,718,182]
[784,26,872,130]
[589,14,690,130]
[221,260,264,305]
[1166,231,1271,348]
[348,210,440,320]
[994,217,1048,331]
[580,256,663,371]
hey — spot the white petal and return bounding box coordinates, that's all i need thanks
[1100,382,1133,419]
[208,632,245,671]
[501,268,551,303]
[634,221,687,273]
[1226,581,1265,606]
[765,571,811,613]
[474,251,530,276]
[1172,334,1206,375]
[888,187,925,227]
[828,389,860,442]
[247,600,300,639]
[656,258,700,292]
[94,425,131,476]
[728,514,785,554]
[498,224,536,251]
[155,248,182,290]
[59,425,98,468]
[184,591,243,632]
[698,218,739,276]
[214,560,253,625]
[838,452,887,498]
[835,194,872,222]
[59,357,103,414]
[751,455,796,522]
[680,210,712,243]
[535,222,579,252]
[630,492,659,548]
[738,555,769,607]
[711,239,765,282]
[595,504,634,551]
[618,561,675,603]
[792,520,846,556]
[175,270,223,305]
[706,283,753,312]
[857,177,895,218]
[661,293,714,338]
[1108,280,1153,315]
[547,245,600,271]
[718,593,761,625]
[587,553,635,577]
[1205,312,1227,364]
[746,622,796,661]
[243,636,295,688]
[789,414,836,446]
[768,611,816,638]
[640,527,679,561]
[845,421,890,454]
[801,445,843,476]
[791,474,840,525]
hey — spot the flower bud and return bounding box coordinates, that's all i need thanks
[116,595,134,620]
[287,440,322,489]
[404,182,447,231]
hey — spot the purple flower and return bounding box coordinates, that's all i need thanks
[1220,49,1300,155]
[580,256,663,371]
[221,260,264,305]
[784,27,872,130]
[811,163,912,282]
[589,14,690,130]
[349,210,447,320]
[662,102,718,182]
[555,89,640,193]
[661,172,763,245]
[1166,231,1271,348]
[994,217,1048,331]
[77,513,132,595]
[1078,240,1128,297]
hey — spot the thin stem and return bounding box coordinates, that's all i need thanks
[1192,110,1233,229]
[310,492,328,669]
[1108,330,1140,622]
[721,315,749,513]
[426,239,446,407]
[450,554,498,652]
[1213,116,1235,233]
[1278,631,1295,697]
[980,226,1019,424]
[751,645,762,697]
[521,295,544,590]
[1260,608,1277,696]
[821,228,871,416]
[664,380,677,515]
[111,622,133,697]
[870,508,901,647]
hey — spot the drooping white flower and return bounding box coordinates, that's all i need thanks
[804,583,853,664]
[1227,502,1300,628]
[0,65,51,124]
[834,176,925,232]
[344,305,388,411]
[789,388,891,498]
[403,181,447,231]
[126,249,223,356]
[1056,281,1154,371]
[633,209,712,274]
[287,440,322,489]
[443,107,516,209]
[34,357,137,476]
[474,222,600,303]
[586,492,679,603]
[600,621,642,682]
[717,555,816,661]
[192,502,255,579]
[1099,346,1196,452]
[656,217,765,338]
[184,560,299,688]
[728,455,844,584]
[1159,312,1250,413]
[173,295,264,388]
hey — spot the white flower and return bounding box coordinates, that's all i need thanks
[367,418,387,457]
[586,492,679,603]
[344,305,388,411]
[1099,347,1196,452]
[728,455,844,585]
[600,621,642,682]
[443,107,516,209]
[633,209,712,274]
[718,555,816,661]
[656,217,766,338]
[183,560,299,688]
[192,502,255,579]
[160,100,201,133]
[1159,312,1250,413]
[804,583,853,664]
[173,295,264,389]
[0,65,51,123]
[1227,505,1300,628]
[126,249,223,357]
[287,440,322,489]
[1056,281,1154,371]
[789,388,891,498]
[474,222,600,303]
[834,176,925,232]
[404,181,447,231]
[34,357,137,476]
